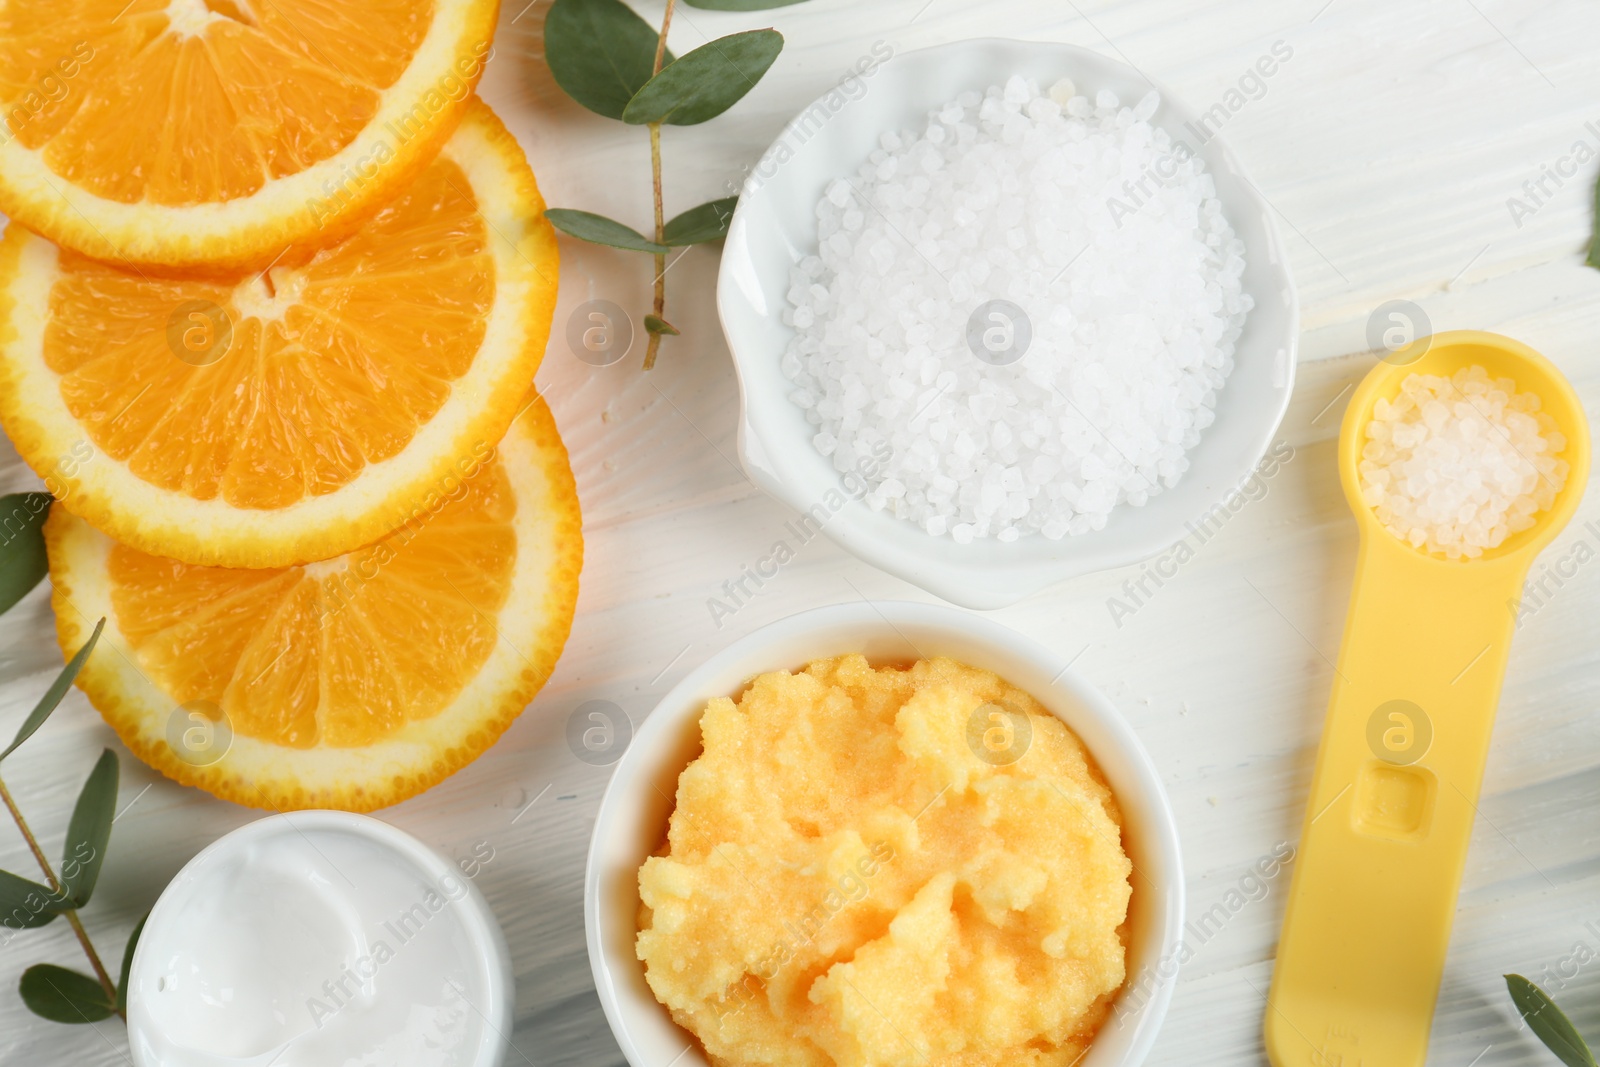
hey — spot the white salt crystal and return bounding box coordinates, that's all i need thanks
[1358,365,1568,559]
[780,79,1251,541]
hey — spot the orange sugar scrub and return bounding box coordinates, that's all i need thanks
[637,654,1132,1067]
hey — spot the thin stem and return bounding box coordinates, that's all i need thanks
[63,912,118,1012]
[0,775,55,886]
[0,773,121,1017]
[651,0,674,73]
[643,0,676,371]
[645,120,666,371]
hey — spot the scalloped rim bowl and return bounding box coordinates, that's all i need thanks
[584,600,1185,1067]
[716,38,1298,609]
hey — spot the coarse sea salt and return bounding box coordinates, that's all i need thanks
[780,75,1252,542]
[1359,365,1568,559]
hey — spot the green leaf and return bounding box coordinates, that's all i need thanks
[622,30,784,126]
[1,618,105,763]
[1588,172,1600,270]
[545,0,672,121]
[19,964,114,1023]
[663,198,738,245]
[61,748,117,908]
[545,209,671,253]
[644,314,680,336]
[682,0,808,8]
[0,869,69,929]
[117,912,148,1015]
[1506,974,1597,1067]
[0,492,52,616]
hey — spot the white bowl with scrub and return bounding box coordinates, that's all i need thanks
[717,38,1298,609]
[126,811,513,1067]
[586,600,1185,1067]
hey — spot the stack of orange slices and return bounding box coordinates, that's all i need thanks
[0,0,580,812]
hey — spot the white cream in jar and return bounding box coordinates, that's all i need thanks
[127,812,511,1067]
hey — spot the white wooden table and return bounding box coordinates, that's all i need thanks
[4,1,1600,1063]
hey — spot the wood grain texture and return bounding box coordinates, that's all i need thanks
[4,0,1600,1063]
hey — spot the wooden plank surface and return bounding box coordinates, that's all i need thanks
[4,1,1600,1063]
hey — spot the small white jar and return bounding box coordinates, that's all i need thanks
[126,811,513,1067]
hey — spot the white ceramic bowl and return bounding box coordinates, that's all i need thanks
[585,601,1184,1067]
[717,38,1298,609]
[126,811,514,1067]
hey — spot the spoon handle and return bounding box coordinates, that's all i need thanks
[1265,529,1530,1067]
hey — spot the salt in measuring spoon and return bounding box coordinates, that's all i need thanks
[1265,330,1591,1066]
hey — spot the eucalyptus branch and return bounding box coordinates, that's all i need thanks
[0,776,55,888]
[643,0,674,369]
[1507,974,1597,1066]
[651,0,674,71]
[542,0,792,369]
[646,121,668,370]
[0,585,141,1027]
[0,774,118,1015]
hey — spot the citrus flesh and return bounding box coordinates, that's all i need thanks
[0,98,559,569]
[0,0,501,269]
[46,394,581,813]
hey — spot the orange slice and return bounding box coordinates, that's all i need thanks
[46,394,581,813]
[0,0,500,271]
[0,98,559,569]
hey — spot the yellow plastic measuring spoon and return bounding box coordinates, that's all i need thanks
[1265,331,1591,1066]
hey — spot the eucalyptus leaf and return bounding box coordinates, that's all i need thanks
[663,198,738,245]
[545,0,672,121]
[1507,974,1597,1067]
[0,868,69,930]
[644,314,680,336]
[117,912,148,1015]
[682,0,808,8]
[0,492,51,616]
[0,618,105,763]
[19,964,114,1023]
[546,209,671,253]
[61,748,117,908]
[1588,173,1600,270]
[622,30,784,126]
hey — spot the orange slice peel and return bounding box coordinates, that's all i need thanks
[46,394,581,813]
[0,0,501,270]
[0,98,559,569]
